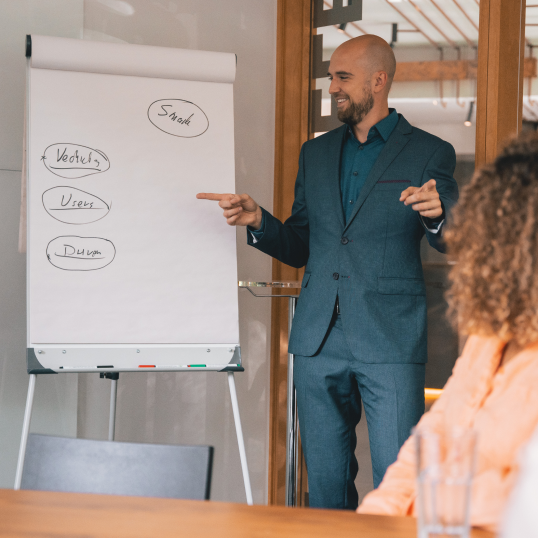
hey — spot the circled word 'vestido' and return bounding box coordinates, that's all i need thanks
[41,143,110,179]
[147,99,209,138]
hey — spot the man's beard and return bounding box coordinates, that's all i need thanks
[337,87,374,126]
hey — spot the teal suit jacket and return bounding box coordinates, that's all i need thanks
[248,115,458,363]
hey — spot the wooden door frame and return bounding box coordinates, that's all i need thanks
[475,0,526,167]
[268,0,311,506]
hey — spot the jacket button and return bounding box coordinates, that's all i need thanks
[341,237,349,245]
[333,272,339,280]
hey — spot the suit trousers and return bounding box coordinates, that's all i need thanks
[294,312,425,510]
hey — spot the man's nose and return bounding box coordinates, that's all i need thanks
[328,79,339,95]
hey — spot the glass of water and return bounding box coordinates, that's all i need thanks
[415,427,477,538]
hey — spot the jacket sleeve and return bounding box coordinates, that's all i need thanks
[420,141,459,253]
[246,144,310,269]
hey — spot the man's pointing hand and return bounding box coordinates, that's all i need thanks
[399,179,443,219]
[196,192,263,229]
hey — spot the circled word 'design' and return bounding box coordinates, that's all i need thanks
[42,186,111,225]
[46,236,116,271]
[147,99,209,138]
[41,143,110,179]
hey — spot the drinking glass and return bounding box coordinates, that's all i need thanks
[415,427,477,538]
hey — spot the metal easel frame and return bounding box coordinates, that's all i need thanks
[14,369,253,505]
[239,281,300,507]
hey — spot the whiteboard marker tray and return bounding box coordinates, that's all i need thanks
[27,345,242,373]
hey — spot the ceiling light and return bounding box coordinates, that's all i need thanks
[464,101,474,127]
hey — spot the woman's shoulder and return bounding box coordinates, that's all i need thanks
[437,334,505,400]
[452,334,505,372]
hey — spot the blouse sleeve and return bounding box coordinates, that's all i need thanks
[357,340,475,516]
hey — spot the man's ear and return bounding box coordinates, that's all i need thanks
[373,71,388,94]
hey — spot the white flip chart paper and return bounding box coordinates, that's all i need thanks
[27,36,239,349]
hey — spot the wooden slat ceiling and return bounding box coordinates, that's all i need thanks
[320,0,537,50]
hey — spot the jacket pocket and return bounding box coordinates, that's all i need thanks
[377,277,426,296]
[301,272,311,288]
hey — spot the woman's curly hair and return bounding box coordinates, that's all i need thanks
[445,132,538,345]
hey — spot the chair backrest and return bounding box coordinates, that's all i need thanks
[21,434,213,500]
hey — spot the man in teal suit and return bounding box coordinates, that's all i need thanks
[198,35,458,509]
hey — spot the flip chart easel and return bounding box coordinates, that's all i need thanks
[14,363,252,504]
[16,35,252,504]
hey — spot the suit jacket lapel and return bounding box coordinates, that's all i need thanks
[325,125,346,230]
[343,115,412,233]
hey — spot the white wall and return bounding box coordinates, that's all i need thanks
[0,0,276,504]
[0,0,84,490]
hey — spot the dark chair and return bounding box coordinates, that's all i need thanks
[21,434,213,500]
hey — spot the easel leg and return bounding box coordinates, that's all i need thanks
[101,372,119,441]
[109,377,118,441]
[14,374,37,490]
[227,371,253,505]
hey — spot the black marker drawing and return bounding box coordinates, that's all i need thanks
[41,143,110,179]
[46,236,116,271]
[42,186,111,225]
[147,99,209,138]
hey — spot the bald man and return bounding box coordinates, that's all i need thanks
[198,35,458,509]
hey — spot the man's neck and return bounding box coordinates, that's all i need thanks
[352,105,390,143]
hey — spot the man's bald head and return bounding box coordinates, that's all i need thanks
[333,35,396,92]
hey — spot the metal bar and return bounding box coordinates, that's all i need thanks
[439,48,447,108]
[285,297,297,507]
[452,0,479,32]
[14,374,37,490]
[333,25,354,39]
[349,21,367,34]
[456,48,465,107]
[383,0,440,49]
[108,378,118,441]
[429,0,474,47]
[227,372,253,505]
[407,0,457,48]
[293,368,300,504]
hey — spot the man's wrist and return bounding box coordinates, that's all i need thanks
[250,207,263,230]
[248,209,265,240]
[428,201,445,223]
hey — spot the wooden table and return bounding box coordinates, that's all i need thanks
[0,489,494,537]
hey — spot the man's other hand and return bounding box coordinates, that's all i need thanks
[399,179,443,219]
[196,192,263,229]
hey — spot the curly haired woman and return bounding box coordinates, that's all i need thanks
[357,132,538,533]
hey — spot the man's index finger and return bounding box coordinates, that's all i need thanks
[196,193,228,201]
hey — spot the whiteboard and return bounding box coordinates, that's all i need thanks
[26,36,240,372]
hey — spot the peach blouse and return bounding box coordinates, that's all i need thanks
[358,334,538,532]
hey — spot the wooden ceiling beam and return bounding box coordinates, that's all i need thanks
[394,57,536,82]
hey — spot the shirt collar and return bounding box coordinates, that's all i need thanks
[375,108,399,141]
[346,108,399,144]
